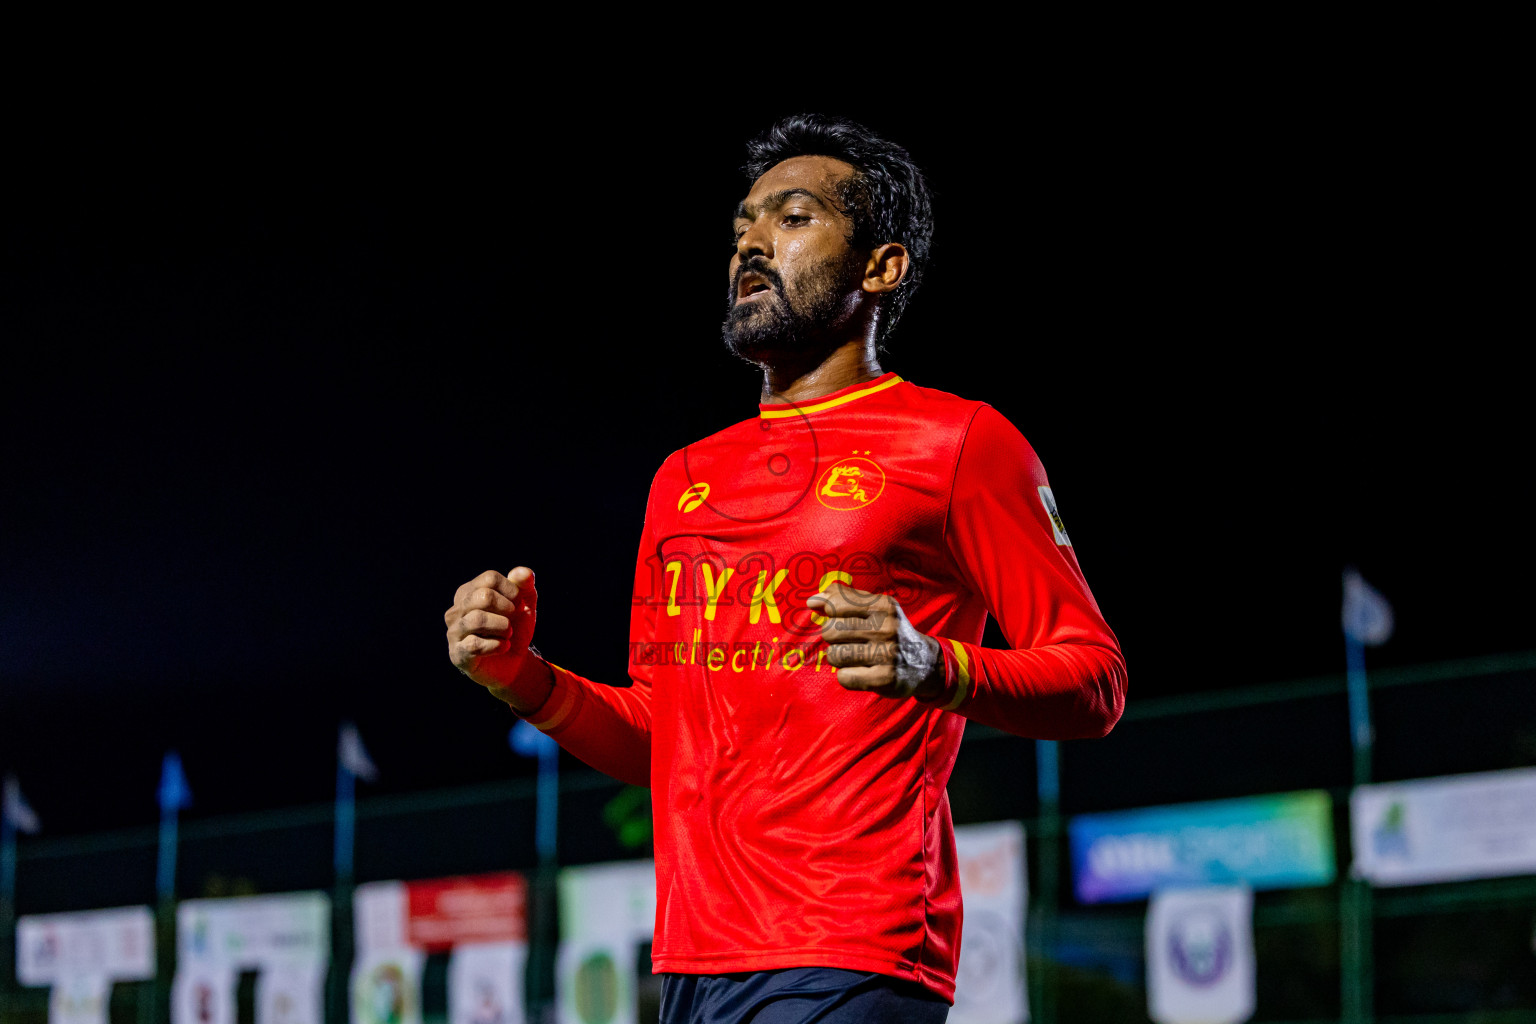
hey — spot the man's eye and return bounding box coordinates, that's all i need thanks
[783,214,809,225]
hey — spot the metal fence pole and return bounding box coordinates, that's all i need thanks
[528,736,561,1022]
[1341,633,1375,1023]
[330,881,354,1024]
[1032,739,1061,1024]
[1,810,14,1024]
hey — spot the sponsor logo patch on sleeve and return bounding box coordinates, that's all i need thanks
[1037,485,1072,546]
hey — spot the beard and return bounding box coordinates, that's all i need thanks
[722,252,862,363]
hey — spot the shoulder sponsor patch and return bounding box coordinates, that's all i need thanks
[1038,485,1071,546]
[678,482,710,513]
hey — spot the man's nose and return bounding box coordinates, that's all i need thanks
[736,218,774,262]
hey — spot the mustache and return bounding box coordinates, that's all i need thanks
[730,257,784,303]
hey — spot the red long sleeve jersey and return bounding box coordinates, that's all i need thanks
[523,372,1126,1000]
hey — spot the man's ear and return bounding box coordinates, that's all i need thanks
[861,243,909,295]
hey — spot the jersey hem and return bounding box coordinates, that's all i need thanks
[651,948,955,1003]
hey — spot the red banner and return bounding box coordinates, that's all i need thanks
[403,873,527,950]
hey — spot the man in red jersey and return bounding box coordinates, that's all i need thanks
[444,114,1127,1023]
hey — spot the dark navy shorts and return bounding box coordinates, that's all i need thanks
[658,967,950,1024]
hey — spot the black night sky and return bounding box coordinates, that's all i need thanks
[2,75,1527,868]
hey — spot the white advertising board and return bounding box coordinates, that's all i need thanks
[177,891,331,970]
[555,860,655,1024]
[352,947,425,1024]
[256,961,327,1024]
[1146,886,1255,1024]
[172,892,329,1024]
[16,906,155,986]
[448,942,526,1024]
[353,882,409,953]
[171,964,236,1024]
[951,820,1028,1024]
[1352,767,1536,886]
[48,974,110,1024]
[353,873,529,1024]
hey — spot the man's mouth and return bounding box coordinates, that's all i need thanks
[736,271,775,304]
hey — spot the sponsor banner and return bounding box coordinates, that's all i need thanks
[1146,886,1255,1024]
[557,861,656,945]
[448,942,527,1024]
[172,964,237,1024]
[1071,791,1335,904]
[17,906,155,986]
[1352,767,1536,886]
[557,940,636,1024]
[352,947,425,1024]
[951,821,1028,1024]
[256,962,327,1024]
[354,882,409,953]
[556,861,655,1024]
[354,874,528,954]
[407,874,527,951]
[354,874,528,1024]
[177,892,330,970]
[48,974,111,1024]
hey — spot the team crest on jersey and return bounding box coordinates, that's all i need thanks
[816,454,885,511]
[1037,485,1071,545]
[678,482,710,513]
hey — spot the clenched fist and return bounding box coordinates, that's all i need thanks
[806,582,944,700]
[445,567,552,713]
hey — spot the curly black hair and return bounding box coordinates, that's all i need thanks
[744,114,933,350]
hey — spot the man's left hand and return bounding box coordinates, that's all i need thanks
[806,582,944,700]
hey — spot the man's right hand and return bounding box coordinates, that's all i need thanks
[445,567,552,713]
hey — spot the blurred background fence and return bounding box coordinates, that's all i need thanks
[3,649,1535,1023]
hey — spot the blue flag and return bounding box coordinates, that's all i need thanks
[1342,569,1394,646]
[158,752,192,813]
[4,773,40,834]
[338,722,379,782]
[510,720,557,758]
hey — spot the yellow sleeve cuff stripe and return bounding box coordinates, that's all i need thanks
[529,664,578,732]
[942,640,971,712]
